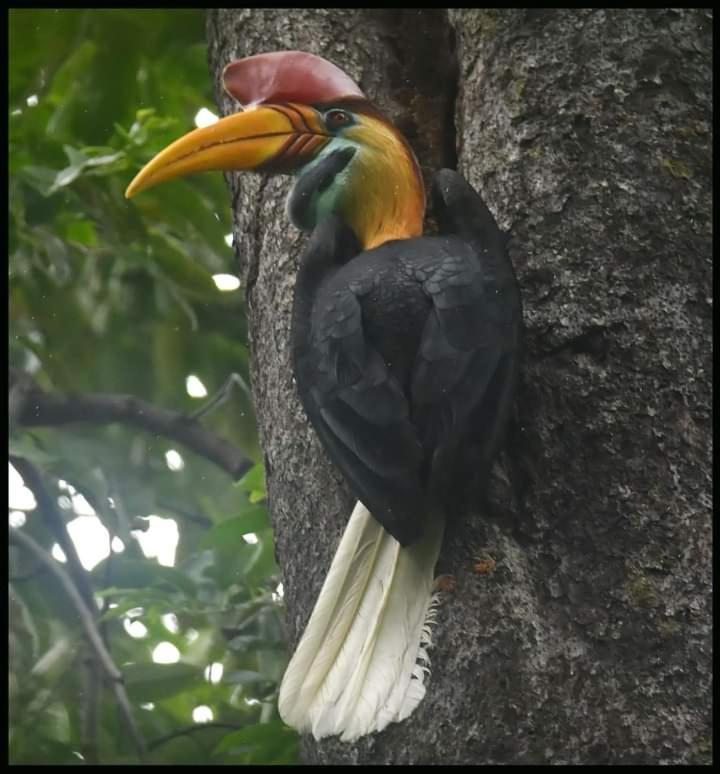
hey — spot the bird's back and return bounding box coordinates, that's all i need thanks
[298,229,519,538]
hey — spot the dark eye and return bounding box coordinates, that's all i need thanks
[324,109,352,130]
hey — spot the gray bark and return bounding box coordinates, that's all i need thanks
[206,8,711,765]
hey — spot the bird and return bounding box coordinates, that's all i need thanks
[126,50,522,742]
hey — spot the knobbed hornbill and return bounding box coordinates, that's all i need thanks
[126,51,522,741]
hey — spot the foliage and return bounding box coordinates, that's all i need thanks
[9,9,297,764]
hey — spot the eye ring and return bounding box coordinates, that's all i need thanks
[324,109,352,130]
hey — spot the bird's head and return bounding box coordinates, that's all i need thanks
[125,51,425,250]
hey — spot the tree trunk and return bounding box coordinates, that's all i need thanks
[206,8,711,765]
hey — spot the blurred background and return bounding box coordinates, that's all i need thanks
[9,9,298,764]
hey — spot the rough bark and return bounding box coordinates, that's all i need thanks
[206,8,711,765]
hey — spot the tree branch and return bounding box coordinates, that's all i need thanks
[9,457,105,763]
[81,657,101,764]
[10,456,95,609]
[157,499,213,528]
[9,368,33,433]
[148,722,243,752]
[188,372,251,421]
[8,528,146,761]
[9,368,252,480]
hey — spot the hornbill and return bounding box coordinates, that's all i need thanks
[126,51,522,741]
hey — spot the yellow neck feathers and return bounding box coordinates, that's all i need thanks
[340,114,426,250]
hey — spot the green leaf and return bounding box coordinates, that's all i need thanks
[234,464,266,500]
[85,150,125,168]
[200,507,270,551]
[30,637,75,679]
[20,166,61,197]
[91,558,196,596]
[148,227,221,299]
[227,634,286,653]
[147,733,214,765]
[41,702,71,744]
[223,670,267,686]
[10,734,79,765]
[212,721,297,764]
[94,587,177,613]
[47,40,98,105]
[63,218,98,246]
[244,530,280,588]
[47,146,127,194]
[9,433,58,466]
[123,662,203,702]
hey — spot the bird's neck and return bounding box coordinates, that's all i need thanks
[339,115,426,250]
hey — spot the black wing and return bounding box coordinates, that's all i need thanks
[413,169,521,497]
[293,218,426,545]
[293,172,521,542]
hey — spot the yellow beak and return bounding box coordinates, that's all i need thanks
[125,103,330,198]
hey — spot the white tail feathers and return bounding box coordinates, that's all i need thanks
[278,501,445,741]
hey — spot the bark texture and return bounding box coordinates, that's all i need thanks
[206,8,711,765]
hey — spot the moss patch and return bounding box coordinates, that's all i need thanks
[625,567,660,609]
[661,158,691,179]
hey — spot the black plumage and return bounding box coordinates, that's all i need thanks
[291,169,522,545]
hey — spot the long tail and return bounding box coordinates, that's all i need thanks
[278,501,445,741]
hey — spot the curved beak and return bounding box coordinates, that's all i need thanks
[125,103,330,198]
